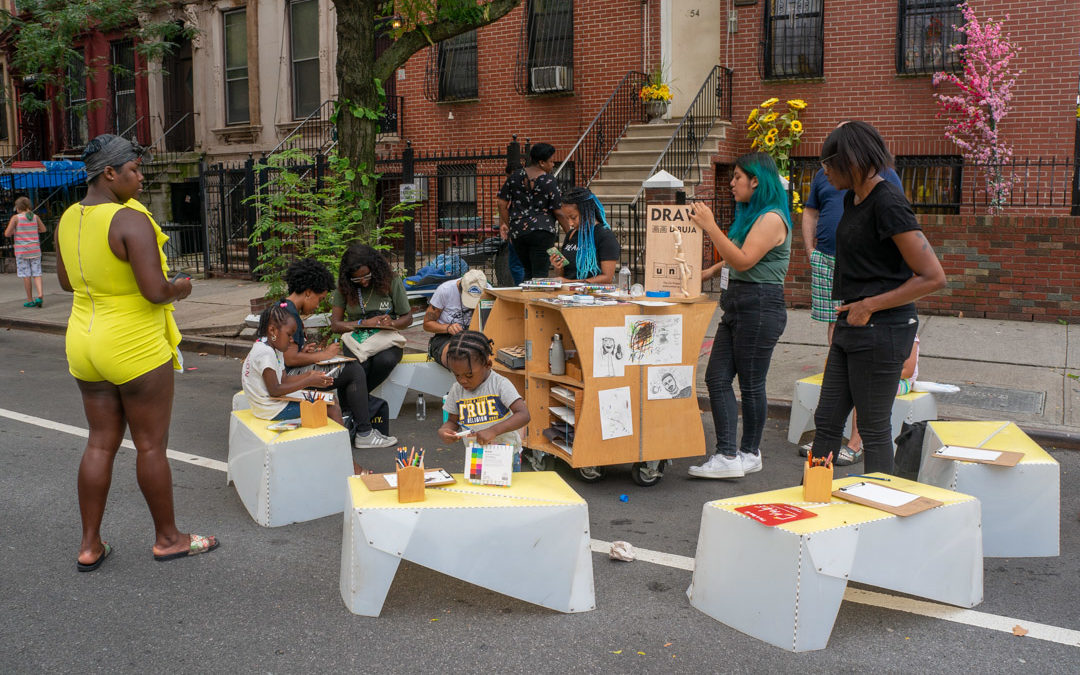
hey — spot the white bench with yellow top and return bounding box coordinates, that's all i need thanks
[787,372,938,446]
[371,352,457,420]
[919,420,1059,557]
[227,408,353,527]
[687,474,982,652]
[339,472,595,617]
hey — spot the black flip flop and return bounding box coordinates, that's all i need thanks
[76,542,113,573]
[153,534,219,562]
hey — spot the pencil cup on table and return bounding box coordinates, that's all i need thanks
[397,464,425,503]
[803,452,834,503]
[300,399,328,428]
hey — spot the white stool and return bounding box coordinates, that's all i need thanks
[919,420,1059,557]
[371,352,456,419]
[227,409,353,527]
[231,391,249,411]
[787,373,937,446]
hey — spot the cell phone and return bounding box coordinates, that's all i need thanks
[170,272,191,283]
[547,247,569,266]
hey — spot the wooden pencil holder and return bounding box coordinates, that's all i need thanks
[803,458,834,503]
[396,465,425,503]
[300,399,328,428]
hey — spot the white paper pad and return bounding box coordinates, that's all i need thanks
[935,445,1003,462]
[549,406,576,425]
[630,300,676,307]
[838,482,919,508]
[550,386,577,402]
[382,469,454,488]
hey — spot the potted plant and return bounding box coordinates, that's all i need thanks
[639,64,672,123]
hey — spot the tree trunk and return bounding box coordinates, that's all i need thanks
[333,0,380,235]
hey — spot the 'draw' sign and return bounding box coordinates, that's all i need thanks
[645,205,702,298]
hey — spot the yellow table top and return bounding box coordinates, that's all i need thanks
[348,471,586,510]
[928,420,1056,464]
[232,408,346,444]
[707,473,975,535]
[797,372,928,401]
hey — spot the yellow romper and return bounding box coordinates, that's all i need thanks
[57,199,182,384]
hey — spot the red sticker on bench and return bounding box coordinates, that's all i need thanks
[734,503,818,527]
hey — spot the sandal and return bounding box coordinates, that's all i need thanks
[76,542,113,573]
[34,297,42,308]
[23,300,35,308]
[153,534,219,562]
[835,445,864,466]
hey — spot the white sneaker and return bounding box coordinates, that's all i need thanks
[354,429,398,449]
[688,453,744,479]
[740,451,763,474]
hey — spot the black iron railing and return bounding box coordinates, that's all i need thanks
[762,0,824,80]
[553,70,647,187]
[896,0,964,75]
[269,99,337,156]
[636,66,733,203]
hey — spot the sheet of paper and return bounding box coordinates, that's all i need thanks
[647,365,693,400]
[552,438,573,455]
[839,482,919,508]
[549,406,576,426]
[936,446,1003,462]
[480,444,514,486]
[598,386,633,440]
[630,300,676,307]
[381,469,453,489]
[626,314,683,365]
[593,326,629,377]
[550,386,576,402]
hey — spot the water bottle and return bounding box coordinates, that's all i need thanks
[416,393,426,421]
[549,332,566,376]
[618,265,631,294]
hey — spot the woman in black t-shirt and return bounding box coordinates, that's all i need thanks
[549,186,621,283]
[497,143,568,281]
[810,121,945,475]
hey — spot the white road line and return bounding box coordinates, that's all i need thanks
[0,407,229,473]
[4,407,1078,648]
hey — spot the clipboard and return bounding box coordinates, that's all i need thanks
[931,445,1023,467]
[316,355,356,366]
[832,481,943,516]
[360,468,455,491]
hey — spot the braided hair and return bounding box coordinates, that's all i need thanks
[444,330,494,370]
[256,302,294,340]
[561,186,609,280]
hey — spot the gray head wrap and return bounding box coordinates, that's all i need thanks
[82,134,152,182]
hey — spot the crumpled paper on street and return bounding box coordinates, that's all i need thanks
[609,540,636,562]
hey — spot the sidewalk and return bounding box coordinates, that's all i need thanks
[2,272,1077,447]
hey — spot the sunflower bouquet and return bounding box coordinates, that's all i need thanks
[746,97,807,212]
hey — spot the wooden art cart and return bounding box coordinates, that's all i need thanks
[471,289,716,486]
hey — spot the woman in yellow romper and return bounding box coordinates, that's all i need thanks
[56,135,218,571]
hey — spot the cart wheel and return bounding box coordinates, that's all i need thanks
[575,466,607,483]
[630,460,667,487]
[526,449,554,472]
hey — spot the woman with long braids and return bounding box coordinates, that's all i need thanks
[328,244,408,449]
[549,186,621,283]
[686,152,792,480]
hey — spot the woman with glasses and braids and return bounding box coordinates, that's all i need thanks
[548,186,621,284]
[328,244,408,449]
[55,134,217,570]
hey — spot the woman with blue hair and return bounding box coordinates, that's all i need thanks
[549,186,621,283]
[687,152,792,479]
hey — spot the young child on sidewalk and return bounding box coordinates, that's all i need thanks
[4,197,46,308]
[242,302,342,423]
[437,330,530,470]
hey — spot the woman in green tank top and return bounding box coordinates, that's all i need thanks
[687,152,792,480]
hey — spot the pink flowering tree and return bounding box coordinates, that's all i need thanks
[932,2,1020,213]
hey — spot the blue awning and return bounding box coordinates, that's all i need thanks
[1,160,87,190]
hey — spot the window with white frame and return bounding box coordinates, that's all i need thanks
[289,0,320,118]
[224,9,250,124]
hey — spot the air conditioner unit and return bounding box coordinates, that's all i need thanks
[530,65,571,93]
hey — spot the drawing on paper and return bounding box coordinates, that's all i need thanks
[647,365,693,400]
[626,314,682,365]
[598,386,633,440]
[593,326,629,377]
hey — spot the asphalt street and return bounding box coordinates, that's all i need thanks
[1,329,1077,673]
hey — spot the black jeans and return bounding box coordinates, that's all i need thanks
[336,346,403,434]
[511,229,557,281]
[811,306,918,474]
[705,281,787,458]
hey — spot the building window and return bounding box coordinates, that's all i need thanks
[66,49,87,148]
[436,164,478,232]
[437,31,478,101]
[0,71,8,142]
[289,0,320,118]
[763,0,824,80]
[110,40,137,137]
[897,1,963,75]
[523,0,573,93]
[224,9,250,124]
[895,155,962,214]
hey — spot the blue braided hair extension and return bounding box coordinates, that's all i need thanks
[563,187,610,280]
